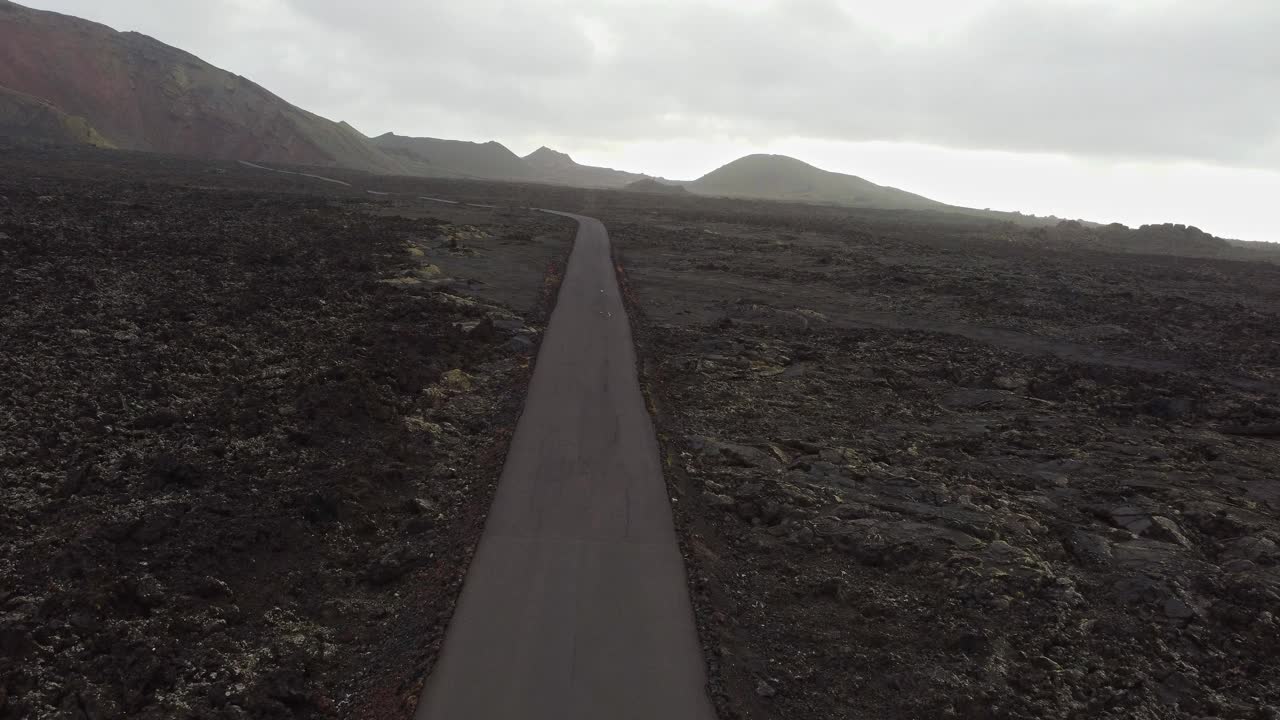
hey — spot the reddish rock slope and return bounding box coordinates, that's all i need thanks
[0,84,113,148]
[0,0,416,173]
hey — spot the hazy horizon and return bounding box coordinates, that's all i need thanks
[23,0,1280,242]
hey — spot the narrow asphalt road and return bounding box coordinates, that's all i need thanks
[414,213,716,720]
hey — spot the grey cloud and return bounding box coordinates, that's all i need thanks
[33,0,1280,167]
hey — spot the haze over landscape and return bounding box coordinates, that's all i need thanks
[10,0,1280,242]
[5,2,1280,719]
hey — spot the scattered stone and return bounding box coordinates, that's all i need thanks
[1107,506,1154,535]
[405,416,446,436]
[195,576,234,599]
[1221,536,1279,564]
[491,316,525,332]
[609,180,1280,720]
[1148,516,1192,548]
[507,334,535,352]
[1146,397,1195,420]
[407,498,438,515]
[755,680,777,698]
[814,576,847,601]
[0,626,34,660]
[1163,596,1196,620]
[1113,539,1186,571]
[1221,558,1256,574]
[1030,470,1070,487]
[704,492,736,510]
[992,375,1029,390]
[1071,324,1131,341]
[368,547,419,586]
[131,409,183,429]
[0,165,566,717]
[431,463,459,479]
[466,317,499,341]
[941,388,1023,410]
[688,436,783,470]
[1156,671,1198,706]
[1065,531,1114,567]
[127,575,165,608]
[131,513,176,545]
[441,369,473,391]
[721,443,782,470]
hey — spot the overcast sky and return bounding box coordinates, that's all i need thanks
[29,0,1280,241]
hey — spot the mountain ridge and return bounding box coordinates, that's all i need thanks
[690,154,946,211]
[0,0,1209,236]
[523,145,656,188]
[372,133,535,180]
[0,0,419,174]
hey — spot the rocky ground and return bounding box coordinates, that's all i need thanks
[5,142,1280,720]
[0,149,574,719]
[613,218,1280,719]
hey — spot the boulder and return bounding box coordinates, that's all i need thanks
[440,369,473,391]
[1065,531,1114,567]
[1220,536,1279,564]
[704,492,735,510]
[992,375,1029,391]
[688,436,783,471]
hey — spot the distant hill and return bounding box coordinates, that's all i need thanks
[1038,220,1241,258]
[0,0,1254,249]
[689,154,947,211]
[687,154,1075,227]
[370,133,537,181]
[0,84,113,148]
[0,0,420,174]
[524,146,654,188]
[624,178,689,195]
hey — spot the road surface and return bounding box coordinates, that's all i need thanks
[414,213,715,720]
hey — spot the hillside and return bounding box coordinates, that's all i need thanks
[687,154,1078,227]
[0,1,1248,246]
[0,0,416,174]
[690,154,947,211]
[624,177,689,195]
[523,146,654,188]
[371,133,535,180]
[1035,220,1252,259]
[0,84,113,147]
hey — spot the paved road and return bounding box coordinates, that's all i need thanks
[414,213,715,720]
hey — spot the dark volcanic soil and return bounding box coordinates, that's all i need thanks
[613,218,1280,719]
[5,141,1280,720]
[0,148,573,719]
